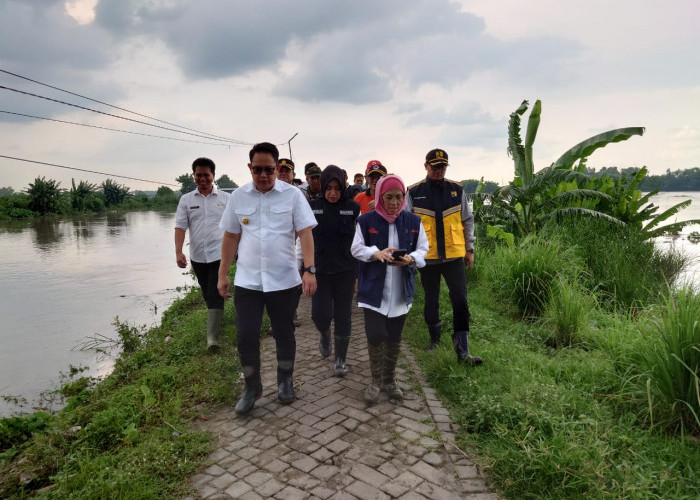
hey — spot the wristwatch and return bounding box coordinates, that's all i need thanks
[302,265,316,275]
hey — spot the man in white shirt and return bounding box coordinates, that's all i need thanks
[175,157,230,353]
[218,142,318,414]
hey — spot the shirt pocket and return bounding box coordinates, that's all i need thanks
[235,205,257,227]
[269,205,293,232]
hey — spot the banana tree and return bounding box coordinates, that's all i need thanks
[475,100,645,238]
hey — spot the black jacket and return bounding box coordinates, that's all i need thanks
[310,165,360,274]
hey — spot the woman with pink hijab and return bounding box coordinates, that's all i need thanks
[351,174,429,405]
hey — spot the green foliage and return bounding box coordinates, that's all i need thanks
[544,277,596,348]
[478,100,645,238]
[633,288,700,435]
[25,176,63,215]
[101,179,131,207]
[543,217,687,310]
[176,173,196,194]
[0,186,15,197]
[482,236,582,317]
[403,282,700,499]
[215,174,237,189]
[462,178,499,194]
[153,185,178,206]
[70,178,103,213]
[0,412,51,452]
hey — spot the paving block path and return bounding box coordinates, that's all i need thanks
[188,296,498,499]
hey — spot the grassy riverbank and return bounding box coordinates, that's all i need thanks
[404,271,700,499]
[0,284,241,499]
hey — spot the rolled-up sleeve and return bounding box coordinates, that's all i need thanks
[175,196,188,230]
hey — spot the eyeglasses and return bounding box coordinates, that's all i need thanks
[251,166,276,175]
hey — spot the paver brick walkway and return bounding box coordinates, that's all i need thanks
[188,296,498,499]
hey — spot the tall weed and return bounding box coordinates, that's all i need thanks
[482,236,582,317]
[544,276,596,348]
[634,288,700,435]
[542,217,688,310]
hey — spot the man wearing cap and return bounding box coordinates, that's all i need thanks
[304,162,323,201]
[354,160,387,214]
[175,157,230,353]
[406,148,482,366]
[277,158,296,185]
[218,142,318,414]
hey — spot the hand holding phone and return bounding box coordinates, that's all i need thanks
[391,249,407,260]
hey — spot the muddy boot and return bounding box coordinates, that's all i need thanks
[453,330,483,366]
[277,359,295,404]
[207,309,224,353]
[365,342,384,405]
[382,342,403,403]
[235,358,262,415]
[332,335,350,377]
[319,329,332,358]
[427,321,442,351]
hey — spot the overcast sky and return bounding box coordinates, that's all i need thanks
[1,0,699,192]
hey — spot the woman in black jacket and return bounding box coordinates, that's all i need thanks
[310,165,361,376]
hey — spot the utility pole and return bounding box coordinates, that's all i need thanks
[287,132,298,160]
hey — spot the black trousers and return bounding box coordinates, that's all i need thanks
[191,260,224,310]
[233,285,300,366]
[363,309,406,346]
[312,270,355,339]
[418,259,470,332]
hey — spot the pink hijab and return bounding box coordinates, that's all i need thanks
[374,174,407,224]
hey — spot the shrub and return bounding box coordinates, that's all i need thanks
[633,288,700,435]
[545,276,596,347]
[542,217,688,310]
[482,236,582,317]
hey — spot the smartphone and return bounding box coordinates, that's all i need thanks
[391,249,407,259]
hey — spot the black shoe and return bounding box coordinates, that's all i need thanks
[319,331,332,358]
[235,380,262,414]
[278,375,295,404]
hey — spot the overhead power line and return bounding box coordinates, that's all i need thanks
[0,155,179,187]
[0,68,253,145]
[0,110,239,147]
[0,84,255,145]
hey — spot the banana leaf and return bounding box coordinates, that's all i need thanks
[551,127,645,169]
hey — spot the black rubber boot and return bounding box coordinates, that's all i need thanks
[277,359,295,404]
[382,342,403,403]
[207,309,224,353]
[365,342,384,405]
[427,321,442,351]
[319,329,332,358]
[333,335,350,377]
[235,358,262,414]
[453,330,483,366]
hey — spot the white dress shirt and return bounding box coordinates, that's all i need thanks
[351,221,429,317]
[175,187,230,263]
[220,179,317,292]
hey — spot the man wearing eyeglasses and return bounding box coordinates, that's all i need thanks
[406,148,482,366]
[218,142,318,414]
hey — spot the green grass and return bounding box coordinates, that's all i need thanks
[405,277,700,499]
[0,284,240,499]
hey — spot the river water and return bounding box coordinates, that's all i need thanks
[1,194,699,418]
[0,210,194,417]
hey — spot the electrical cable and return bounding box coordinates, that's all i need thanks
[0,155,179,187]
[0,68,253,145]
[0,84,254,144]
[0,110,238,147]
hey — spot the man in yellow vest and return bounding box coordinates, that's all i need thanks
[406,148,482,365]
